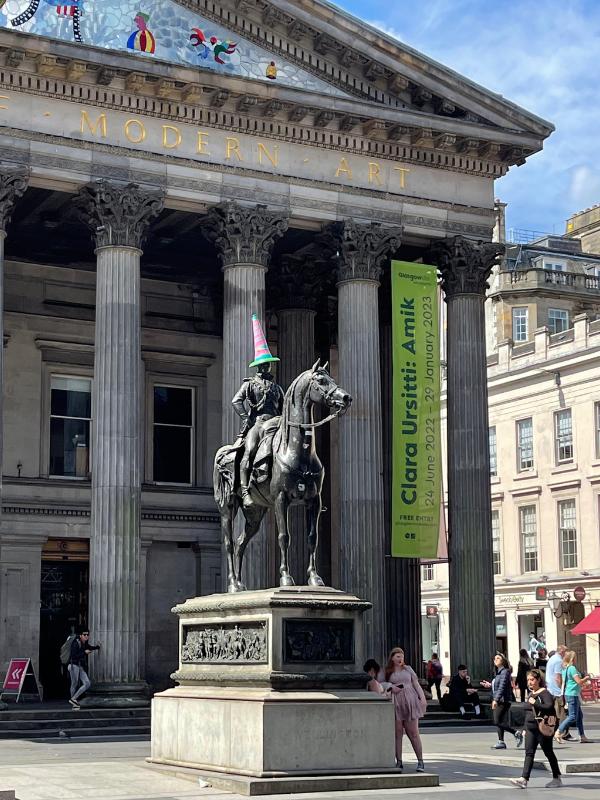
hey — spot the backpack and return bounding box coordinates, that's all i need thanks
[60,634,76,665]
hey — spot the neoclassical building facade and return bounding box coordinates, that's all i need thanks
[0,0,552,700]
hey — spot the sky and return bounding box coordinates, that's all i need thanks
[335,0,600,237]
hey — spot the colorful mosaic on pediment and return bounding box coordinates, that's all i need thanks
[0,0,349,96]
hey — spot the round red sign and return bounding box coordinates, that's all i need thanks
[573,586,586,602]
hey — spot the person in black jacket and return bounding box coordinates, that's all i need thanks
[68,629,100,708]
[510,669,561,789]
[481,653,523,750]
[447,665,481,717]
[516,649,533,702]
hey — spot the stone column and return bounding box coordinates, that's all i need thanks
[429,236,504,681]
[328,220,401,661]
[270,254,319,585]
[75,181,164,705]
[0,169,28,523]
[205,202,288,591]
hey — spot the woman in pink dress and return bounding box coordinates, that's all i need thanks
[383,647,427,772]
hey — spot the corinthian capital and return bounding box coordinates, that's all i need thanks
[75,181,165,249]
[0,168,29,233]
[429,236,505,298]
[271,251,328,311]
[324,220,402,283]
[204,202,288,268]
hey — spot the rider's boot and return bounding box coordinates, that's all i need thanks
[240,484,253,509]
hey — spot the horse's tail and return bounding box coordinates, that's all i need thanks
[214,448,234,508]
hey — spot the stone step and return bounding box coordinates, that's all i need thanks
[0,706,150,721]
[0,715,150,732]
[0,725,151,740]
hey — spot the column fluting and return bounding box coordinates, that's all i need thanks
[75,181,164,702]
[429,236,504,682]
[205,202,288,591]
[327,220,401,660]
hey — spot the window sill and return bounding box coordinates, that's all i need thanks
[551,463,577,474]
[490,475,501,485]
[513,470,538,481]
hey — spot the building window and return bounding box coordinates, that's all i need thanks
[558,499,578,569]
[421,564,434,582]
[49,376,92,478]
[512,307,528,342]
[491,510,501,576]
[153,385,194,484]
[520,505,538,573]
[548,308,569,334]
[516,418,534,471]
[595,402,600,459]
[489,426,497,477]
[543,260,566,272]
[554,409,573,464]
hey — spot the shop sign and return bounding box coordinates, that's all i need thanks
[496,595,526,605]
[573,586,586,602]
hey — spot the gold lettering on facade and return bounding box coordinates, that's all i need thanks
[197,131,211,155]
[393,166,410,188]
[124,119,146,144]
[335,158,353,179]
[162,125,182,149]
[368,162,382,185]
[257,142,279,168]
[225,137,243,161]
[80,110,107,138]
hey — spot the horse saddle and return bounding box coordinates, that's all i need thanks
[252,417,280,485]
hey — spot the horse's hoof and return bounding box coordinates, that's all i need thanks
[228,580,247,593]
[308,574,325,587]
[279,574,295,587]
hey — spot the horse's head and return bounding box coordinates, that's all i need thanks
[307,359,352,414]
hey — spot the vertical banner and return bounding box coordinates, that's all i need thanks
[391,261,441,558]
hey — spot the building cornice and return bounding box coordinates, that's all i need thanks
[0,28,541,172]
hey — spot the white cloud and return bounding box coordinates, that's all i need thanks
[346,1,600,232]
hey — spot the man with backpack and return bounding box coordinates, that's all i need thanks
[426,652,444,701]
[68,629,100,708]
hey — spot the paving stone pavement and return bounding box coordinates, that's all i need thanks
[0,706,599,800]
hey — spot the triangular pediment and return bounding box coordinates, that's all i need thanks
[0,0,351,97]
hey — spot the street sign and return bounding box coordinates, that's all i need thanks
[573,586,586,602]
[535,586,548,602]
[426,605,438,618]
[0,658,42,703]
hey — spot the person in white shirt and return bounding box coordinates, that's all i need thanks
[545,645,570,738]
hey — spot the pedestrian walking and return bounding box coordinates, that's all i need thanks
[382,647,427,773]
[545,645,570,737]
[516,650,534,702]
[481,653,523,750]
[510,668,561,789]
[527,632,542,661]
[555,650,592,743]
[447,664,481,717]
[68,629,100,708]
[426,653,444,702]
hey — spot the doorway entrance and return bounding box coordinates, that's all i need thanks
[39,539,89,700]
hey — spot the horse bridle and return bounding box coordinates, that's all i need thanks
[287,376,347,429]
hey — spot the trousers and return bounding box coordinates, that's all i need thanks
[69,664,91,701]
[558,694,585,736]
[493,701,516,741]
[522,728,560,780]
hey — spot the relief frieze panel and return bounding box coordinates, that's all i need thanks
[181,621,268,663]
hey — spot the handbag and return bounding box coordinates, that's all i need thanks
[537,714,557,737]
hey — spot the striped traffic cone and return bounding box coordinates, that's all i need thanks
[248,313,279,368]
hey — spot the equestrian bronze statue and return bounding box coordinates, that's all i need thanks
[214,317,351,592]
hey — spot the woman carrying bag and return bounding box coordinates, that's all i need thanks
[511,669,562,789]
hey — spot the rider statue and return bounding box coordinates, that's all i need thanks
[232,314,284,508]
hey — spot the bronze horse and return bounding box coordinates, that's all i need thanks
[214,361,351,592]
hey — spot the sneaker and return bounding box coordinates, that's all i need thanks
[553,732,564,743]
[579,735,592,743]
[510,778,528,789]
[395,759,403,771]
[416,761,425,772]
[515,731,524,748]
[68,698,80,708]
[492,741,507,749]
[545,777,562,788]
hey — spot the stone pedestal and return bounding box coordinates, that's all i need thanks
[149,586,438,794]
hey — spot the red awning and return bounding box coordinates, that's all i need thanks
[571,605,600,635]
